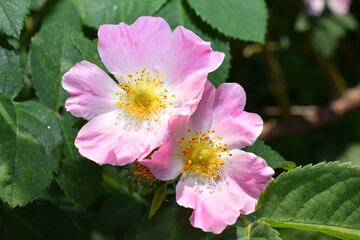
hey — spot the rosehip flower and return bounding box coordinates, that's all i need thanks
[61,17,224,166]
[141,82,274,233]
[304,0,352,16]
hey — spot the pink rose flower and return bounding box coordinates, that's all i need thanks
[61,17,224,166]
[304,0,352,16]
[141,81,274,233]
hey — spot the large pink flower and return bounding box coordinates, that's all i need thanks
[141,81,274,233]
[61,17,224,166]
[304,0,352,16]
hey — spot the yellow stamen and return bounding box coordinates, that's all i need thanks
[179,130,230,180]
[116,68,176,121]
[133,161,159,186]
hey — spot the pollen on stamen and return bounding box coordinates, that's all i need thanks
[133,161,160,186]
[116,69,175,121]
[179,130,229,180]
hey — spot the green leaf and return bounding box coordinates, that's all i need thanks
[311,14,357,57]
[43,0,82,30]
[244,140,296,170]
[0,93,62,208]
[156,0,231,86]
[332,14,358,31]
[137,201,207,240]
[337,143,360,166]
[56,116,102,209]
[149,183,167,218]
[187,0,267,43]
[71,33,107,72]
[0,46,23,99]
[237,221,281,240]
[0,0,30,38]
[100,194,144,226]
[256,162,360,240]
[75,0,167,29]
[29,21,83,110]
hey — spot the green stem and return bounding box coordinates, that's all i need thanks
[264,40,291,119]
[238,215,252,227]
[306,33,348,97]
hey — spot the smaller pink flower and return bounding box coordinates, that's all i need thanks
[141,81,274,233]
[304,0,352,16]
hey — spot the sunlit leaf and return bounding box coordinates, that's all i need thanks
[76,0,167,28]
[0,0,30,38]
[56,116,102,209]
[0,46,23,99]
[29,21,83,110]
[0,93,62,208]
[257,162,360,240]
[187,0,267,43]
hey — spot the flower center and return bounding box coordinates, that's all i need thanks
[116,68,175,121]
[179,129,231,180]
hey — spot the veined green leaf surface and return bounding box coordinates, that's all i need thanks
[0,93,62,208]
[0,46,23,99]
[187,0,267,43]
[29,21,83,110]
[0,0,30,38]
[76,0,167,28]
[257,162,360,240]
[237,221,281,240]
[56,115,102,209]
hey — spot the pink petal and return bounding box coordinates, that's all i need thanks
[328,0,351,15]
[225,150,274,206]
[98,17,223,112]
[186,81,216,132]
[75,111,150,166]
[97,16,172,78]
[304,0,325,16]
[211,83,263,149]
[176,175,255,234]
[141,82,215,179]
[62,61,118,120]
[140,114,189,180]
[163,27,224,106]
[137,96,201,161]
[175,150,274,233]
[140,137,184,181]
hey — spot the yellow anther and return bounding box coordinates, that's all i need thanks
[179,129,228,180]
[116,69,174,121]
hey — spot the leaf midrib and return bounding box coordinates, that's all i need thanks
[260,218,360,236]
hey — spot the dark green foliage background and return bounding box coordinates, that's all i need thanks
[1,0,360,239]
